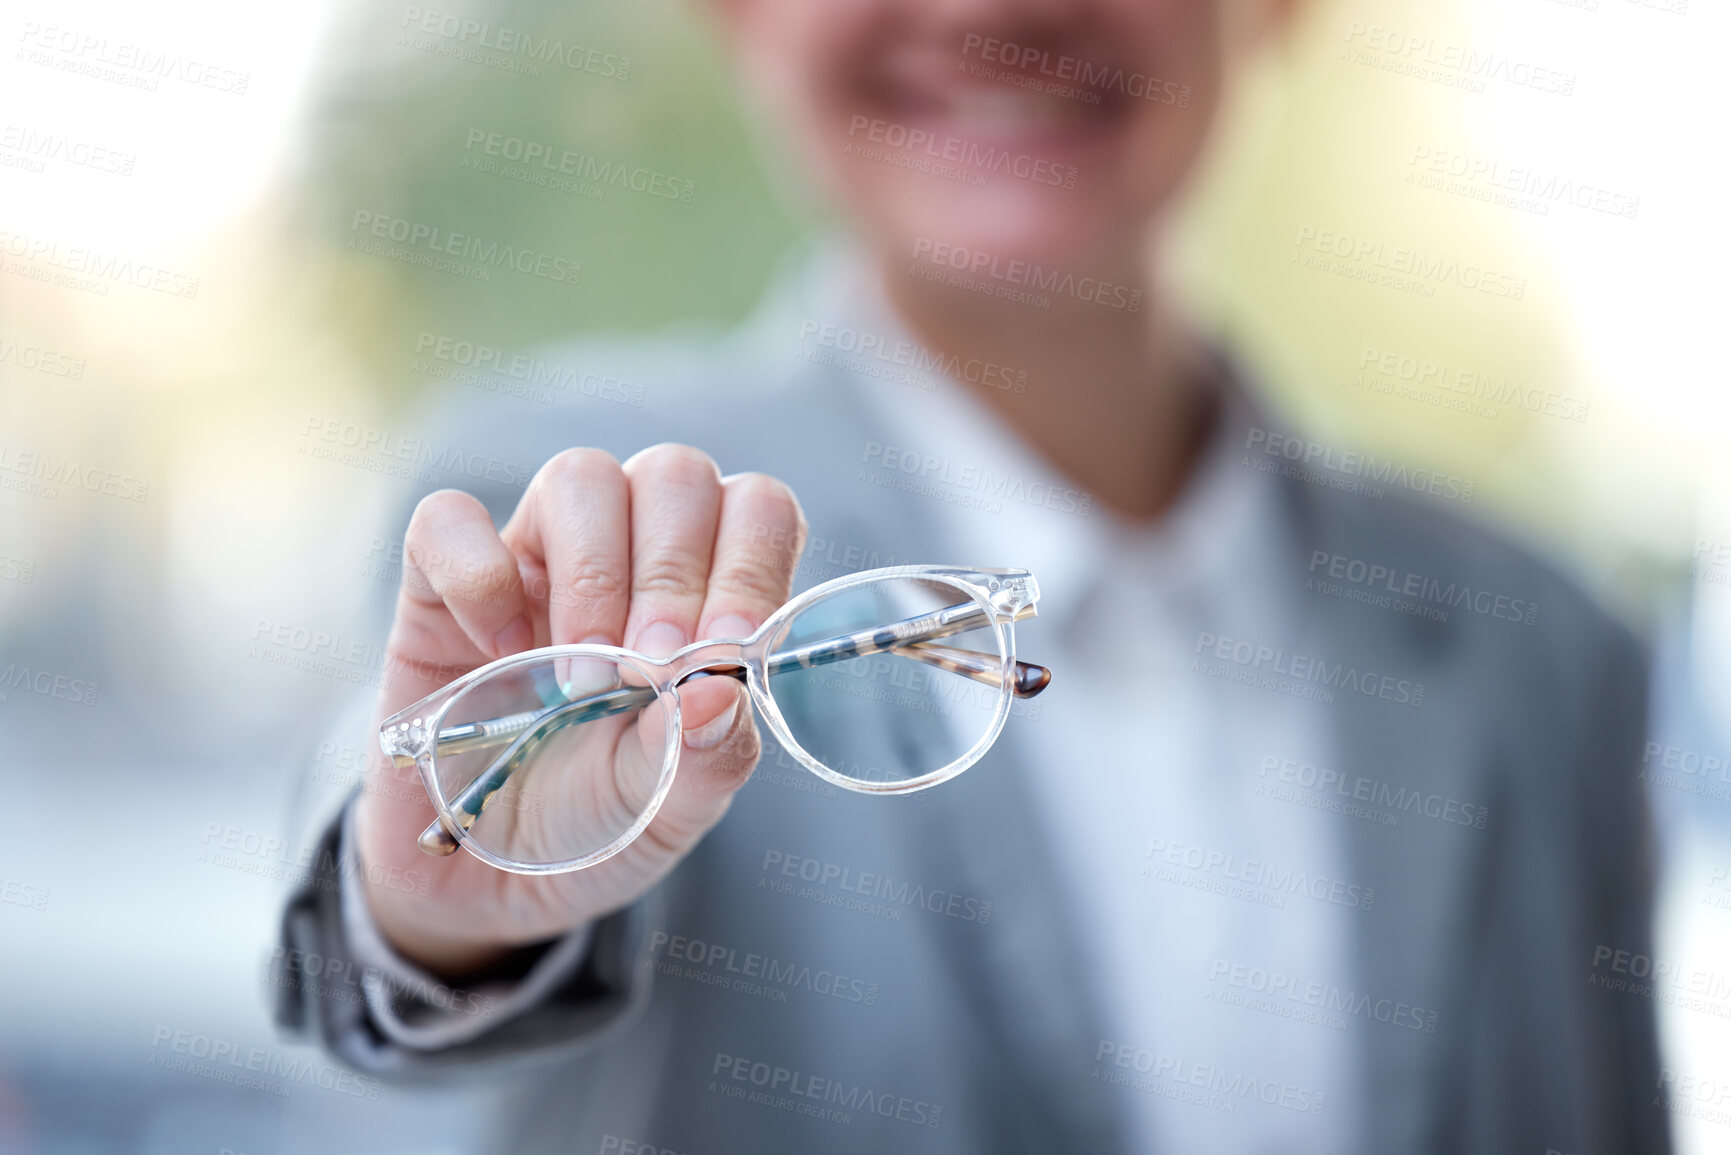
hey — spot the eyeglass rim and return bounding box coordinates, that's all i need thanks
[383,564,1035,874]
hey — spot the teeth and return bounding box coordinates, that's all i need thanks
[943,88,1066,135]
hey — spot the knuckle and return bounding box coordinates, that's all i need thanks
[534,446,620,493]
[403,491,514,604]
[626,442,721,489]
[455,555,519,606]
[556,559,627,613]
[632,555,707,600]
[729,470,797,506]
[407,488,483,537]
[729,472,806,547]
[710,561,790,609]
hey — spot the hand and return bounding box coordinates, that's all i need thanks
[353,444,807,977]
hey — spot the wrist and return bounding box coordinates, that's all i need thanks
[362,879,517,980]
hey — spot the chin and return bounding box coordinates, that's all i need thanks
[876,192,1116,271]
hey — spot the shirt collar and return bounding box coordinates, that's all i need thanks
[788,243,1284,633]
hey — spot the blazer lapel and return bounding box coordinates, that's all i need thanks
[1278,475,1492,1155]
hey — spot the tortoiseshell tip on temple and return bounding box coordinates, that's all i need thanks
[418,817,462,857]
[1012,662,1052,698]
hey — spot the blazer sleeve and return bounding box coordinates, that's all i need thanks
[271,796,653,1080]
[1577,621,1671,1153]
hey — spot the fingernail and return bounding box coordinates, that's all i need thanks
[683,696,740,750]
[635,621,688,659]
[494,615,534,658]
[707,615,757,641]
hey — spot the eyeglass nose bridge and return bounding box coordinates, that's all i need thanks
[657,638,757,691]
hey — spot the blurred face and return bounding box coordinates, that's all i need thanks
[720,0,1262,273]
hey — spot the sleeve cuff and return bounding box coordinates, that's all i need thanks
[337,804,595,1051]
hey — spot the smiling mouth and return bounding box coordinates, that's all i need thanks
[865,37,1135,151]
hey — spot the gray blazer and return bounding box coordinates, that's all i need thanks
[275,271,1668,1155]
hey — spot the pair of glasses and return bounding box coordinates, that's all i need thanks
[379,566,1051,875]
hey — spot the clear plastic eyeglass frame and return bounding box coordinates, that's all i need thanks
[377,565,1051,875]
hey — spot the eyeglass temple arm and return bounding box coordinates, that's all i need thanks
[414,600,1049,856]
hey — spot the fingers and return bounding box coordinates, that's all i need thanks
[661,472,805,807]
[635,677,759,851]
[503,448,631,649]
[620,444,724,658]
[700,472,808,641]
[400,489,530,661]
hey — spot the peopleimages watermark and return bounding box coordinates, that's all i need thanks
[0,333,86,379]
[1655,1069,1731,1129]
[759,849,992,925]
[744,523,918,588]
[0,444,150,504]
[959,35,1192,108]
[746,741,842,801]
[268,946,498,1020]
[1142,836,1377,913]
[599,1139,688,1155]
[1305,549,1540,627]
[0,122,136,177]
[0,662,100,707]
[412,330,646,407]
[1707,867,1731,913]
[148,1027,381,1100]
[1355,344,1588,424]
[1588,945,1731,1022]
[1293,226,1526,301]
[14,21,251,95]
[247,615,401,691]
[710,1052,942,1128]
[1242,426,1477,506]
[199,821,432,898]
[1341,22,1576,97]
[357,535,532,609]
[1256,755,1490,831]
[397,8,631,79]
[1695,540,1730,590]
[908,238,1142,312]
[0,228,200,300]
[648,930,880,1008]
[0,875,50,912]
[1193,630,1427,708]
[860,440,1093,517]
[1641,740,1731,804]
[299,415,536,490]
[796,320,1026,394]
[309,737,424,806]
[1094,1040,1327,1116]
[461,128,693,204]
[346,211,580,287]
[1206,958,1439,1034]
[844,116,1077,189]
[1406,146,1638,221]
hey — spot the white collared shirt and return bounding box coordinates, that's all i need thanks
[833,265,1366,1154]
